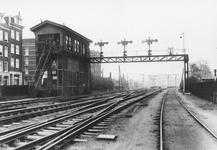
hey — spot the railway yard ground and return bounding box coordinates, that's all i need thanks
[64,89,217,150]
[1,89,217,150]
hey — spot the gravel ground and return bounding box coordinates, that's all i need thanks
[64,91,165,150]
[164,90,217,150]
[62,89,217,150]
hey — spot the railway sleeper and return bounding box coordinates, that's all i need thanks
[25,135,43,141]
[56,124,70,128]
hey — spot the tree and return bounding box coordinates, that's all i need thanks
[91,74,114,91]
[198,60,213,79]
[180,60,213,90]
[189,63,201,83]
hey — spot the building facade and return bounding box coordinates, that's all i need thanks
[22,38,36,85]
[0,12,23,86]
[90,50,101,77]
[30,20,92,96]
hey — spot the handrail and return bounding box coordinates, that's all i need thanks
[29,44,53,97]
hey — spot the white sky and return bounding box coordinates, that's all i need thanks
[2,0,217,80]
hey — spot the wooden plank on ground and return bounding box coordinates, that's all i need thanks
[96,134,117,140]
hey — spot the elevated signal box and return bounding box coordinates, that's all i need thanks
[29,20,92,97]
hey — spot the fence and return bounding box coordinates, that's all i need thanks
[0,85,29,96]
[190,81,217,103]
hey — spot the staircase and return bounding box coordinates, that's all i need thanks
[28,44,53,97]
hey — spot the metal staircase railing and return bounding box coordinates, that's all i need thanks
[28,44,53,97]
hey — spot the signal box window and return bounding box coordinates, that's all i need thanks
[74,40,80,53]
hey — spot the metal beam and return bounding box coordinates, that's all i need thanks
[90,54,189,63]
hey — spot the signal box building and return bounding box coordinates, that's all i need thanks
[30,20,92,96]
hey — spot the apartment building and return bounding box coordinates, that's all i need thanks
[22,38,36,85]
[0,12,24,85]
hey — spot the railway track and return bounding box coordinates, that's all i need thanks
[0,91,122,110]
[0,94,123,126]
[0,89,159,150]
[159,89,217,150]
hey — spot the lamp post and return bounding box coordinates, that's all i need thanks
[180,32,186,93]
[180,32,185,54]
[117,38,133,57]
[94,40,109,58]
[142,37,158,56]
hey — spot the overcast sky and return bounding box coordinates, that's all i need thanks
[2,0,217,80]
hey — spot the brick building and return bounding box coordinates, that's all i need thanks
[22,38,36,85]
[0,12,24,86]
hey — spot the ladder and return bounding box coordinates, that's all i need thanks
[28,44,53,97]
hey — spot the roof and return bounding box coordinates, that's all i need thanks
[30,20,92,42]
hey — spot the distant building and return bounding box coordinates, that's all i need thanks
[22,38,36,85]
[90,50,101,77]
[0,12,24,85]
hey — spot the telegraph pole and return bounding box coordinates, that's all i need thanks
[142,37,158,56]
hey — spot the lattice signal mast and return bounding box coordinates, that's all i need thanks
[167,47,174,55]
[117,38,133,57]
[95,40,109,58]
[142,37,158,56]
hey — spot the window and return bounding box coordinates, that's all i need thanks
[66,36,69,50]
[11,30,15,39]
[25,47,29,56]
[11,57,14,68]
[0,45,2,56]
[0,60,2,71]
[82,44,86,55]
[0,30,3,41]
[25,57,29,65]
[11,44,14,53]
[4,32,8,42]
[69,37,71,50]
[25,68,29,75]
[16,58,19,68]
[4,61,8,72]
[4,46,8,57]
[16,45,19,55]
[74,40,80,53]
[16,31,19,41]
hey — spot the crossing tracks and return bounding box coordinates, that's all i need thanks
[0,90,160,150]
